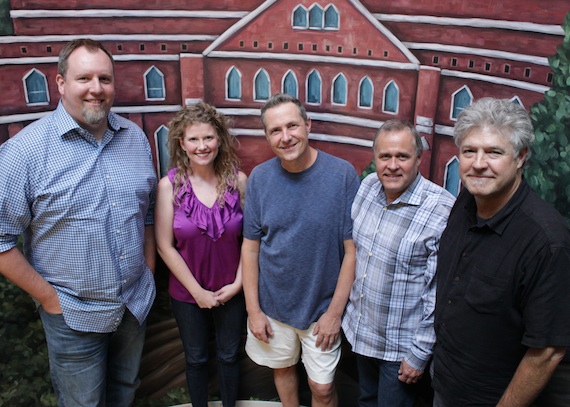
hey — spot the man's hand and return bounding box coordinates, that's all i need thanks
[41,288,62,315]
[248,311,273,343]
[313,311,341,351]
[398,358,424,384]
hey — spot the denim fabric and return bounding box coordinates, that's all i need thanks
[39,307,146,407]
[356,354,416,407]
[171,293,245,407]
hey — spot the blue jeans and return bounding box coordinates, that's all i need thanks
[39,307,146,407]
[171,293,245,407]
[356,354,416,407]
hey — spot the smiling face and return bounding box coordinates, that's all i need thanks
[459,127,526,217]
[180,122,220,169]
[263,102,313,172]
[374,129,421,204]
[56,46,115,139]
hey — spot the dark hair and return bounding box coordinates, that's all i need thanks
[167,101,240,206]
[260,93,308,130]
[58,38,114,78]
[374,119,423,156]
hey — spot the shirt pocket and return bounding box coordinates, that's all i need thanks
[464,268,508,314]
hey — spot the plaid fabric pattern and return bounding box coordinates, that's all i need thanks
[342,173,454,371]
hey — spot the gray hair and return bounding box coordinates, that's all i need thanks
[373,119,423,157]
[260,93,308,130]
[454,98,535,163]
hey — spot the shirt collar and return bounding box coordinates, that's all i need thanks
[375,172,424,206]
[53,101,121,142]
[465,178,529,235]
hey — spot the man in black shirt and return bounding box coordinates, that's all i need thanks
[432,98,570,406]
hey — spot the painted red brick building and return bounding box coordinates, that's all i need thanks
[0,0,566,196]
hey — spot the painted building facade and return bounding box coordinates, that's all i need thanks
[0,0,566,195]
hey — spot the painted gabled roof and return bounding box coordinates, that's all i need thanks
[203,0,419,65]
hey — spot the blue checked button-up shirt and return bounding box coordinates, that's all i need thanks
[0,102,157,333]
[342,173,455,371]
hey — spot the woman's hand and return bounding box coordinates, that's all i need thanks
[195,289,219,309]
[214,282,242,305]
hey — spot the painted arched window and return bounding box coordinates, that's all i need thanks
[332,73,347,105]
[155,125,170,178]
[309,4,323,29]
[324,5,339,29]
[444,156,461,197]
[510,95,523,107]
[144,66,165,100]
[283,70,298,98]
[307,69,322,104]
[451,85,473,120]
[358,76,373,108]
[254,68,270,102]
[292,5,308,28]
[24,69,49,105]
[383,80,399,114]
[226,67,242,100]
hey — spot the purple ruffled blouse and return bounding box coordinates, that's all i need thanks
[167,169,243,304]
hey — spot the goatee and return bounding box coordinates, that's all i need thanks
[82,106,107,125]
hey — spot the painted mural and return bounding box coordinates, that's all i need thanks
[0,0,569,404]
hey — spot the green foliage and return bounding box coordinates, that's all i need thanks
[526,12,570,224]
[0,277,55,406]
[360,160,376,180]
[133,386,190,407]
[0,0,13,36]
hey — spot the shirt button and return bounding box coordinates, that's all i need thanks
[119,255,125,260]
[112,202,117,206]
[363,274,367,278]
[360,293,364,298]
[116,229,121,234]
[448,300,452,304]
[368,252,373,256]
[105,175,110,179]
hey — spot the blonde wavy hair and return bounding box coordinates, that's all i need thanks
[167,102,240,206]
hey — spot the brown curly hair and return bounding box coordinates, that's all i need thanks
[167,102,241,206]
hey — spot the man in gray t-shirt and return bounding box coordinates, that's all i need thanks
[242,93,359,407]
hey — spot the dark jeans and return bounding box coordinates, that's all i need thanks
[356,354,416,407]
[171,294,245,407]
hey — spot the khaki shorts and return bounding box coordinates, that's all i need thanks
[245,315,341,384]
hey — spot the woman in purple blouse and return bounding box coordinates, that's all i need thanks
[155,102,247,407]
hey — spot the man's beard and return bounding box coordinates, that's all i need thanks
[82,105,107,125]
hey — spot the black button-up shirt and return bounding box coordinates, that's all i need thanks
[432,179,570,406]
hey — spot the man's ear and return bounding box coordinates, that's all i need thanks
[56,74,65,96]
[517,147,529,169]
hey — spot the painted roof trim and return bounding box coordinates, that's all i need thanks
[349,0,419,64]
[203,0,277,55]
[203,0,419,64]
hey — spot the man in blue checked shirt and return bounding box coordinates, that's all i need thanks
[0,39,157,406]
[342,120,455,407]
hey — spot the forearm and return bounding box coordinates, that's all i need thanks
[157,244,206,297]
[0,247,58,310]
[498,346,565,407]
[241,239,262,315]
[144,225,156,273]
[326,239,356,318]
